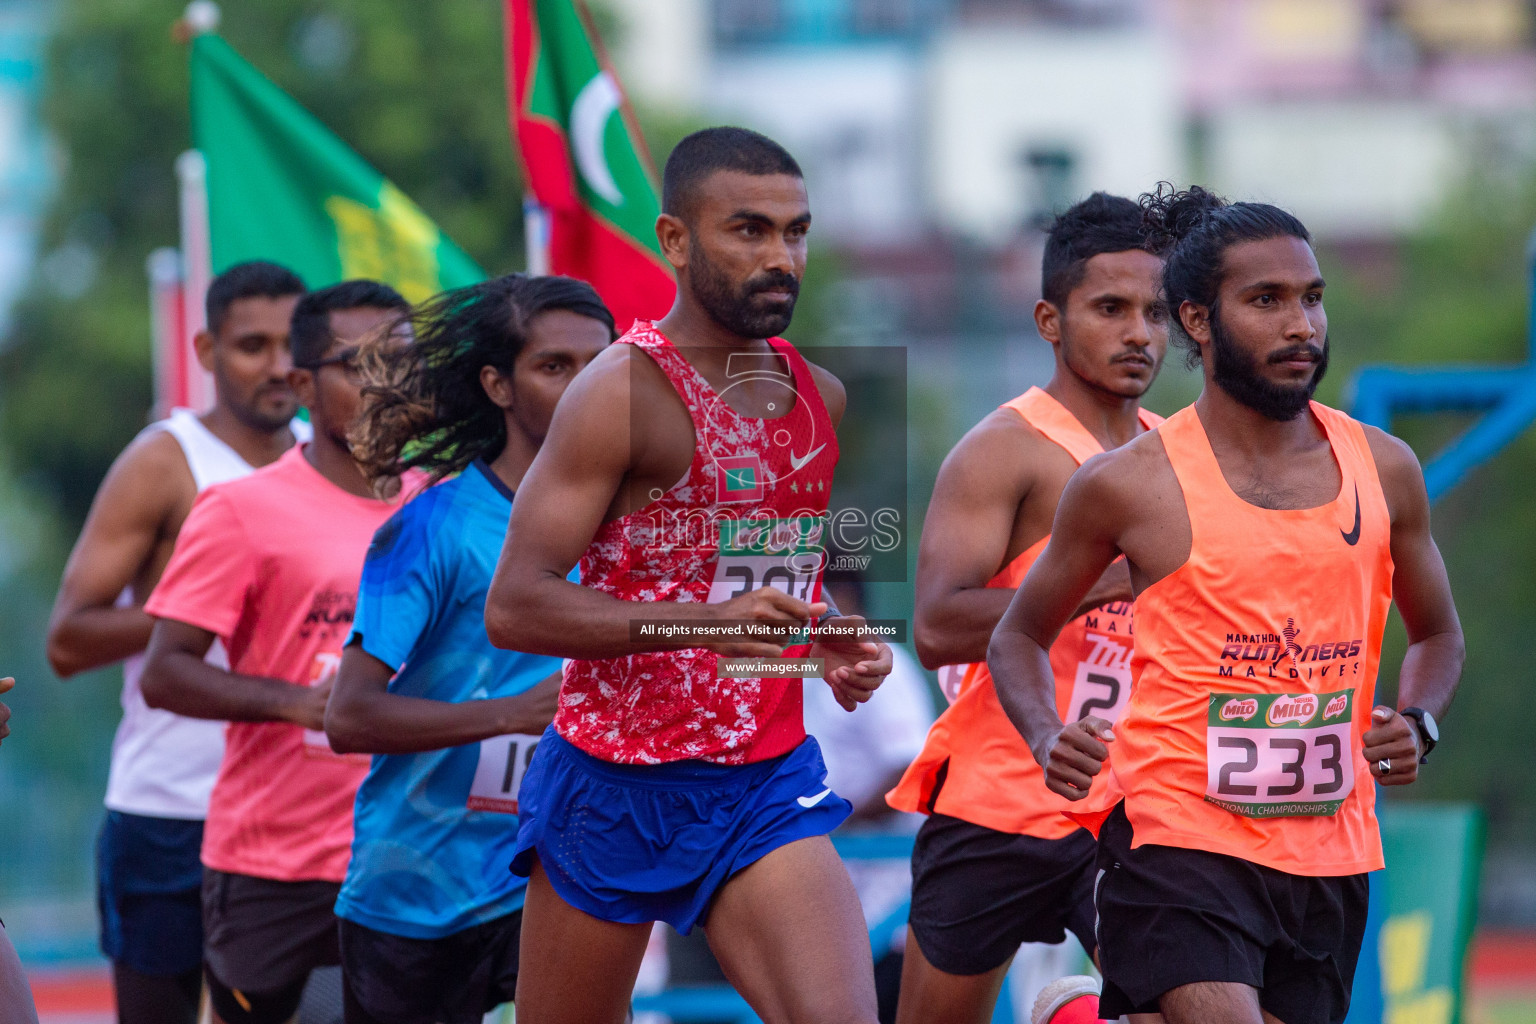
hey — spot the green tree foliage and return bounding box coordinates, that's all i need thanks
[2,0,529,525]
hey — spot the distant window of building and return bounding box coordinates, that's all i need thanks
[715,0,785,46]
[1021,145,1078,228]
[851,0,921,35]
[713,0,949,47]
[1396,0,1532,54]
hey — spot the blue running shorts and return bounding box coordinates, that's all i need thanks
[97,810,205,976]
[510,727,851,934]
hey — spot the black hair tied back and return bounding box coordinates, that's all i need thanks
[1139,182,1229,257]
[1138,182,1312,366]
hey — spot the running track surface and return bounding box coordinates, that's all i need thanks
[23,932,1536,1022]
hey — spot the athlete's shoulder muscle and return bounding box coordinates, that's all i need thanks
[1072,427,1177,525]
[936,408,1048,515]
[802,359,847,428]
[49,429,196,666]
[1360,423,1427,529]
[916,410,1046,596]
[74,429,195,561]
[1066,428,1190,585]
[544,344,648,467]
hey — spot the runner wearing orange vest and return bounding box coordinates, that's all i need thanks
[887,194,1169,1024]
[989,185,1464,1024]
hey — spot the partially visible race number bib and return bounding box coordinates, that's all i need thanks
[706,517,825,606]
[467,733,542,814]
[1205,690,1355,817]
[937,663,972,704]
[1065,633,1132,724]
[301,651,366,763]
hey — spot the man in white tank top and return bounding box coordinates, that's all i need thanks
[47,262,308,1024]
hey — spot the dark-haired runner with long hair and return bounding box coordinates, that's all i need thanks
[888,192,1168,1024]
[989,185,1463,1024]
[324,274,613,1024]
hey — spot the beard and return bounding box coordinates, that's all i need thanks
[689,241,800,339]
[1210,312,1329,422]
[223,379,298,433]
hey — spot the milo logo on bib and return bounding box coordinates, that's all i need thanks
[1205,689,1355,818]
[707,516,826,607]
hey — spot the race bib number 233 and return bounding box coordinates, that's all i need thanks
[1205,690,1355,818]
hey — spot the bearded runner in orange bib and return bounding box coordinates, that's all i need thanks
[886,194,1168,1024]
[990,185,1464,1024]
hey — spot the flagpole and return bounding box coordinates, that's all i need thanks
[523,195,550,276]
[145,248,185,421]
[175,148,215,412]
[172,0,220,412]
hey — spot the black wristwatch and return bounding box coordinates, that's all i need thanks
[1400,707,1439,764]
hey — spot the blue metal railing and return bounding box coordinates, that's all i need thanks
[1349,227,1536,501]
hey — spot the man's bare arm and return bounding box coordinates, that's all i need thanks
[141,618,328,728]
[914,416,1034,668]
[1361,431,1465,785]
[804,361,847,428]
[325,645,560,755]
[988,460,1127,798]
[47,434,191,677]
[486,348,820,660]
[1376,434,1464,718]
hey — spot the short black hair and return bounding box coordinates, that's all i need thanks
[289,279,409,367]
[662,126,803,221]
[206,261,306,335]
[1040,193,1151,308]
[1140,183,1312,366]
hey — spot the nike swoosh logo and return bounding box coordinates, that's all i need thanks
[1341,484,1361,546]
[789,444,826,472]
[797,788,832,808]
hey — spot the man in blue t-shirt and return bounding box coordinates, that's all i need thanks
[324,274,614,1023]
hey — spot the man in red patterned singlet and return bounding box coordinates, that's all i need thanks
[487,127,893,1024]
[989,187,1464,1024]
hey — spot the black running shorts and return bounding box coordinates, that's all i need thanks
[1095,802,1369,1024]
[201,869,343,1024]
[339,911,521,1024]
[907,812,1097,976]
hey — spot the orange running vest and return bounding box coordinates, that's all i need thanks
[887,388,1162,838]
[1093,402,1393,876]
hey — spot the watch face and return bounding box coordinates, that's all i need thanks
[1407,708,1439,744]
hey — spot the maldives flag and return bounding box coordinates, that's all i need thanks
[505,0,676,328]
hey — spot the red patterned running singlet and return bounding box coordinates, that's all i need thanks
[553,321,840,765]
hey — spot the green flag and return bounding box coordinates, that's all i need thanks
[191,33,483,302]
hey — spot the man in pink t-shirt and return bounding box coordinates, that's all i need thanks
[143,280,413,1024]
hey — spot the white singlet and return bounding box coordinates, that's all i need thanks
[102,409,311,820]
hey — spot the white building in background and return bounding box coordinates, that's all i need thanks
[604,0,710,109]
[925,24,1185,242]
[705,45,924,245]
[1205,100,1461,237]
[604,0,1536,245]
[1162,0,1536,238]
